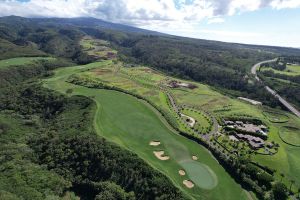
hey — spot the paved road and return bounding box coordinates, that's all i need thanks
[251,59,300,118]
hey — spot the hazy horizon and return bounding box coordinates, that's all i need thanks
[1,0,300,48]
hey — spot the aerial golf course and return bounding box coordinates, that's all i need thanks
[43,60,248,200]
[41,50,300,198]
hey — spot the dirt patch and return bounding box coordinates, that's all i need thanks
[153,151,170,160]
[179,169,186,176]
[92,69,112,75]
[183,180,194,188]
[149,141,161,146]
[192,155,198,160]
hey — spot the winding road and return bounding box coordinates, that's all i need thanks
[251,59,300,118]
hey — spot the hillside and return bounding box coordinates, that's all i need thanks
[1,16,299,108]
[1,16,300,200]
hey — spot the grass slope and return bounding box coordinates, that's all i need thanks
[0,57,55,69]
[43,61,248,200]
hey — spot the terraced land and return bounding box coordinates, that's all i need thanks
[43,61,248,200]
[80,36,117,59]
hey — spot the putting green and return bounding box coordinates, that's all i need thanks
[43,61,248,200]
[180,161,218,189]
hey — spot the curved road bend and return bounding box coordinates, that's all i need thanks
[251,59,300,118]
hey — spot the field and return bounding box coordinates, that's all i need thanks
[0,57,55,69]
[43,61,249,200]
[80,36,117,59]
[261,64,300,76]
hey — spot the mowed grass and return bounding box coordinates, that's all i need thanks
[181,108,211,131]
[263,111,289,123]
[43,61,248,200]
[279,126,300,146]
[0,57,55,69]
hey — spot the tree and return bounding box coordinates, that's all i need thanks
[273,182,288,200]
[94,181,135,200]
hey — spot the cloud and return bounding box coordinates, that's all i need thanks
[207,17,225,24]
[0,0,299,32]
[0,0,299,26]
[270,0,300,9]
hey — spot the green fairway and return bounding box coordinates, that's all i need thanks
[43,61,248,200]
[279,126,300,146]
[263,111,289,123]
[0,57,55,69]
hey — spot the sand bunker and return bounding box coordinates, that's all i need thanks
[180,113,196,127]
[192,155,198,160]
[183,180,194,188]
[178,170,186,176]
[149,141,161,146]
[153,151,170,160]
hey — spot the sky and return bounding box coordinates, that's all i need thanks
[1,0,300,47]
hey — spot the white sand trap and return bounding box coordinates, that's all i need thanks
[180,113,196,127]
[179,170,186,176]
[192,155,198,160]
[183,180,194,188]
[149,141,161,146]
[153,151,170,160]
